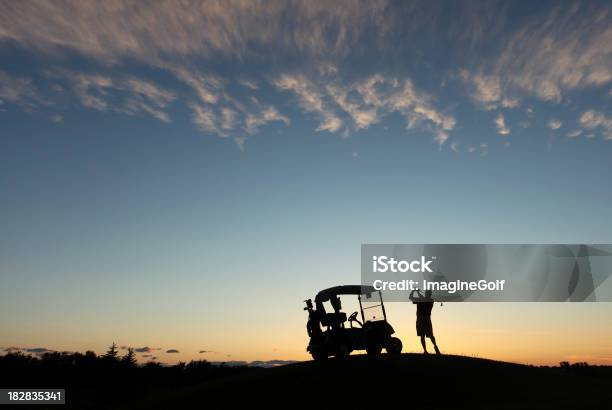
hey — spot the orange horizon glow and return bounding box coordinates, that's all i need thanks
[4,302,612,367]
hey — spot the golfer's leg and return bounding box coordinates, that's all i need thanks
[420,336,428,353]
[430,336,441,354]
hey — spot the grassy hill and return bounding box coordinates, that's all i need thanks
[114,354,612,409]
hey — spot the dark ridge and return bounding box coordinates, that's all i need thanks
[114,354,612,410]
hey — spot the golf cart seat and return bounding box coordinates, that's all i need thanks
[320,312,347,328]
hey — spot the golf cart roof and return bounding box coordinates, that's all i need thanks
[315,285,376,303]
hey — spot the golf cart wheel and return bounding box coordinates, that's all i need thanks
[335,344,350,360]
[366,344,382,356]
[311,350,328,361]
[385,337,402,355]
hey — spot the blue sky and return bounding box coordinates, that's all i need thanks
[1,0,612,364]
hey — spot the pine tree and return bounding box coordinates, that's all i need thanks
[121,348,137,367]
[103,342,119,360]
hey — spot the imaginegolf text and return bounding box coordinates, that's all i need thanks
[372,279,507,294]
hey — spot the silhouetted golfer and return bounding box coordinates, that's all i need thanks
[409,289,441,355]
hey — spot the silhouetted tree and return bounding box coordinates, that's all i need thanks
[0,348,258,407]
[121,348,137,367]
[103,342,119,362]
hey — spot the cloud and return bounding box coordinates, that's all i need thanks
[326,82,380,130]
[567,130,582,138]
[67,73,175,122]
[460,71,501,110]
[0,1,392,65]
[273,72,455,143]
[579,110,612,139]
[72,74,113,111]
[494,113,510,135]
[122,76,176,123]
[221,108,239,131]
[188,93,289,144]
[134,347,153,353]
[273,73,342,133]
[166,349,180,354]
[210,359,299,368]
[25,347,54,355]
[245,105,289,134]
[1,1,608,150]
[0,1,413,145]
[212,361,248,367]
[460,70,522,110]
[238,79,259,90]
[124,77,176,107]
[173,69,221,105]
[463,3,612,105]
[501,97,520,109]
[548,119,562,130]
[371,76,456,143]
[190,103,221,135]
[234,136,247,151]
[316,115,344,133]
[0,71,38,104]
[50,114,63,123]
[248,360,299,368]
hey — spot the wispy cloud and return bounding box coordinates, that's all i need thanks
[134,346,154,353]
[460,71,501,110]
[238,79,259,90]
[190,103,221,135]
[248,359,299,368]
[273,73,343,133]
[66,73,175,122]
[0,70,39,105]
[494,113,510,135]
[50,114,63,123]
[0,1,392,64]
[548,119,562,130]
[463,3,612,105]
[72,74,113,111]
[0,1,610,151]
[173,69,221,105]
[274,72,455,144]
[245,105,290,134]
[579,110,612,139]
[220,108,239,131]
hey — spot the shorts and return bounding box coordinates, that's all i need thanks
[416,316,433,337]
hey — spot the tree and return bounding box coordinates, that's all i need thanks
[121,348,137,367]
[103,342,119,361]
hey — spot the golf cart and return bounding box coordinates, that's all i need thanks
[304,285,402,360]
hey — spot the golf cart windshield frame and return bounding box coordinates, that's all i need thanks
[314,285,386,324]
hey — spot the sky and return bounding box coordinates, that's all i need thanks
[1,0,612,366]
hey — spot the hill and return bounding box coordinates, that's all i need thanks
[114,354,612,409]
